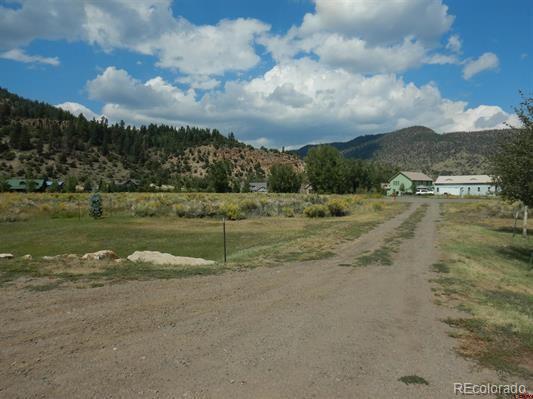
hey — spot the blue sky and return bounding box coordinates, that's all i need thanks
[0,0,531,148]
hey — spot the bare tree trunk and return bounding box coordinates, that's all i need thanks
[523,205,529,238]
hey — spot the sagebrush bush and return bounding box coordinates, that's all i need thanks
[372,202,384,212]
[282,206,295,217]
[304,204,329,218]
[220,202,243,220]
[326,198,350,216]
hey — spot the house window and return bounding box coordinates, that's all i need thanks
[437,187,439,193]
[477,187,480,192]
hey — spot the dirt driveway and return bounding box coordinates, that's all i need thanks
[0,201,498,398]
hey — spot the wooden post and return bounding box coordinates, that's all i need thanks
[223,217,227,263]
[77,200,81,220]
[523,205,528,238]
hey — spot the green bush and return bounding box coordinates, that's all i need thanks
[173,203,187,217]
[304,204,329,218]
[220,202,243,220]
[326,198,350,216]
[282,206,295,217]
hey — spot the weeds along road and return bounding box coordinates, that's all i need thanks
[0,200,497,398]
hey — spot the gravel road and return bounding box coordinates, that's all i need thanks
[0,201,498,398]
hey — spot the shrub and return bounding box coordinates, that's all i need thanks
[304,204,329,218]
[372,202,384,212]
[282,206,295,217]
[326,198,350,216]
[132,201,159,217]
[220,202,243,220]
[173,203,187,217]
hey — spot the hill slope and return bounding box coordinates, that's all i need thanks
[0,88,303,189]
[296,126,514,175]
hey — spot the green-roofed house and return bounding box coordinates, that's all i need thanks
[7,178,47,192]
[387,171,433,196]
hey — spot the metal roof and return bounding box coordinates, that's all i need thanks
[6,178,45,190]
[399,171,433,182]
[435,175,494,185]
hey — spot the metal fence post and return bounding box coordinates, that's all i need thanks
[223,217,227,263]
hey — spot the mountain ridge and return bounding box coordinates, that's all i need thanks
[296,125,514,176]
[0,88,303,190]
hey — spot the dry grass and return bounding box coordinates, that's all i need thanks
[433,201,533,379]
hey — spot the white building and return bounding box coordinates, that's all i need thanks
[434,175,497,196]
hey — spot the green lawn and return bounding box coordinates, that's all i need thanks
[433,202,533,379]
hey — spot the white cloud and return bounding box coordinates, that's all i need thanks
[299,0,454,45]
[176,75,221,90]
[311,35,427,74]
[0,0,268,76]
[0,48,59,66]
[84,62,516,147]
[446,34,462,53]
[463,52,499,79]
[56,102,98,119]
[152,18,269,75]
[424,53,460,65]
[260,0,456,76]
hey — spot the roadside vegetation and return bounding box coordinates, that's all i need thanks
[0,192,384,222]
[432,201,532,379]
[0,193,406,289]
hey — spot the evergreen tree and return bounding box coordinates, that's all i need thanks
[207,160,231,192]
[89,192,103,219]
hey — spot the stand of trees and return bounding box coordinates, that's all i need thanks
[268,164,302,193]
[305,145,396,194]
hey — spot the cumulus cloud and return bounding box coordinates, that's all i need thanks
[259,0,458,75]
[84,62,516,147]
[2,0,512,146]
[446,34,462,53]
[299,0,454,45]
[0,48,59,66]
[56,102,98,119]
[0,0,267,76]
[463,52,499,79]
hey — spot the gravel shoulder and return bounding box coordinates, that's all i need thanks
[0,201,498,398]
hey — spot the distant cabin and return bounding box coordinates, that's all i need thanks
[387,171,433,196]
[249,182,267,193]
[434,175,497,196]
[6,178,47,192]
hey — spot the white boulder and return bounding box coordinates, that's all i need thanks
[82,250,118,261]
[0,253,14,260]
[127,251,215,266]
[22,254,33,260]
[42,255,60,261]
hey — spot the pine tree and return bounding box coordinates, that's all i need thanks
[89,192,103,219]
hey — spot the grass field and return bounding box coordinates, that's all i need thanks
[0,193,406,288]
[433,201,533,379]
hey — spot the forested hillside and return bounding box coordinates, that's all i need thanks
[0,88,302,190]
[297,125,516,175]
